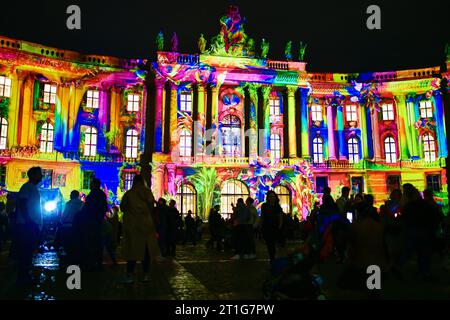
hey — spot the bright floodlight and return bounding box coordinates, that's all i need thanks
[44,201,57,213]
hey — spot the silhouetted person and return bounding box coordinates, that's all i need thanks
[261,191,283,263]
[155,198,169,257]
[120,175,160,283]
[14,167,43,286]
[231,198,251,260]
[166,200,180,257]
[336,186,351,216]
[184,211,197,246]
[246,197,258,259]
[59,190,83,263]
[208,205,225,251]
[81,178,108,271]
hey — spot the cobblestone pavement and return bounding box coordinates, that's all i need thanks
[1,238,450,300]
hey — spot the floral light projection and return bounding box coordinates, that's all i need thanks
[187,167,220,220]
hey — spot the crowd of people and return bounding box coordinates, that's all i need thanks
[1,165,449,294]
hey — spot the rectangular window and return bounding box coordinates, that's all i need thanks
[382,103,395,120]
[346,105,358,122]
[86,90,100,108]
[426,174,441,192]
[387,175,401,193]
[0,165,6,186]
[419,101,433,118]
[316,176,328,194]
[311,105,323,122]
[269,97,281,116]
[82,170,95,190]
[0,76,12,98]
[43,84,57,104]
[180,91,192,112]
[127,94,140,112]
[124,172,136,191]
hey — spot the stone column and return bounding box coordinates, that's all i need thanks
[326,105,336,160]
[300,88,310,159]
[287,86,298,158]
[247,84,259,160]
[154,78,165,153]
[169,83,178,155]
[395,95,410,160]
[211,85,220,156]
[19,75,34,146]
[196,84,206,156]
[337,104,346,160]
[359,105,369,159]
[371,108,381,161]
[8,71,23,148]
[261,86,272,157]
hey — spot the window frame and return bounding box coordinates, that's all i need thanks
[179,129,192,157]
[419,100,433,118]
[40,122,54,153]
[0,76,12,98]
[125,129,139,159]
[381,103,395,121]
[0,118,7,150]
[176,183,197,217]
[274,185,291,215]
[312,137,324,163]
[221,114,242,157]
[127,93,140,112]
[83,127,98,157]
[270,133,282,160]
[179,91,193,113]
[43,84,57,104]
[348,137,360,163]
[426,174,441,192]
[86,90,100,109]
[423,133,436,162]
[269,96,281,116]
[311,104,323,122]
[220,179,249,219]
[346,105,358,122]
[384,136,397,163]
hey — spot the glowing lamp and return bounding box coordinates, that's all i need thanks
[44,201,57,213]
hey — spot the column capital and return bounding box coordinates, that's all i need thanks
[287,85,298,97]
[155,77,166,88]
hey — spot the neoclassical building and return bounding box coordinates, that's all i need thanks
[0,5,448,218]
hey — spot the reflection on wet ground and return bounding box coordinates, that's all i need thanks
[1,238,450,300]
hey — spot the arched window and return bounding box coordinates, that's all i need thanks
[221,180,249,219]
[0,118,7,150]
[179,129,192,157]
[125,129,139,159]
[423,133,436,162]
[274,185,291,215]
[384,136,397,163]
[348,137,360,163]
[83,127,97,156]
[176,184,197,217]
[270,134,282,160]
[221,114,241,157]
[312,137,324,163]
[40,123,54,153]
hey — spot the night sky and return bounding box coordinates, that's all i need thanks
[1,0,449,73]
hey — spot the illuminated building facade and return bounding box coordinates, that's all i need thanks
[0,5,448,218]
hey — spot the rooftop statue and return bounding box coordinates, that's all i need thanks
[285,41,293,60]
[260,38,270,59]
[156,31,164,51]
[198,34,207,54]
[171,32,179,52]
[299,41,307,61]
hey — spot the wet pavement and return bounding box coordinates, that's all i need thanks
[1,238,450,300]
